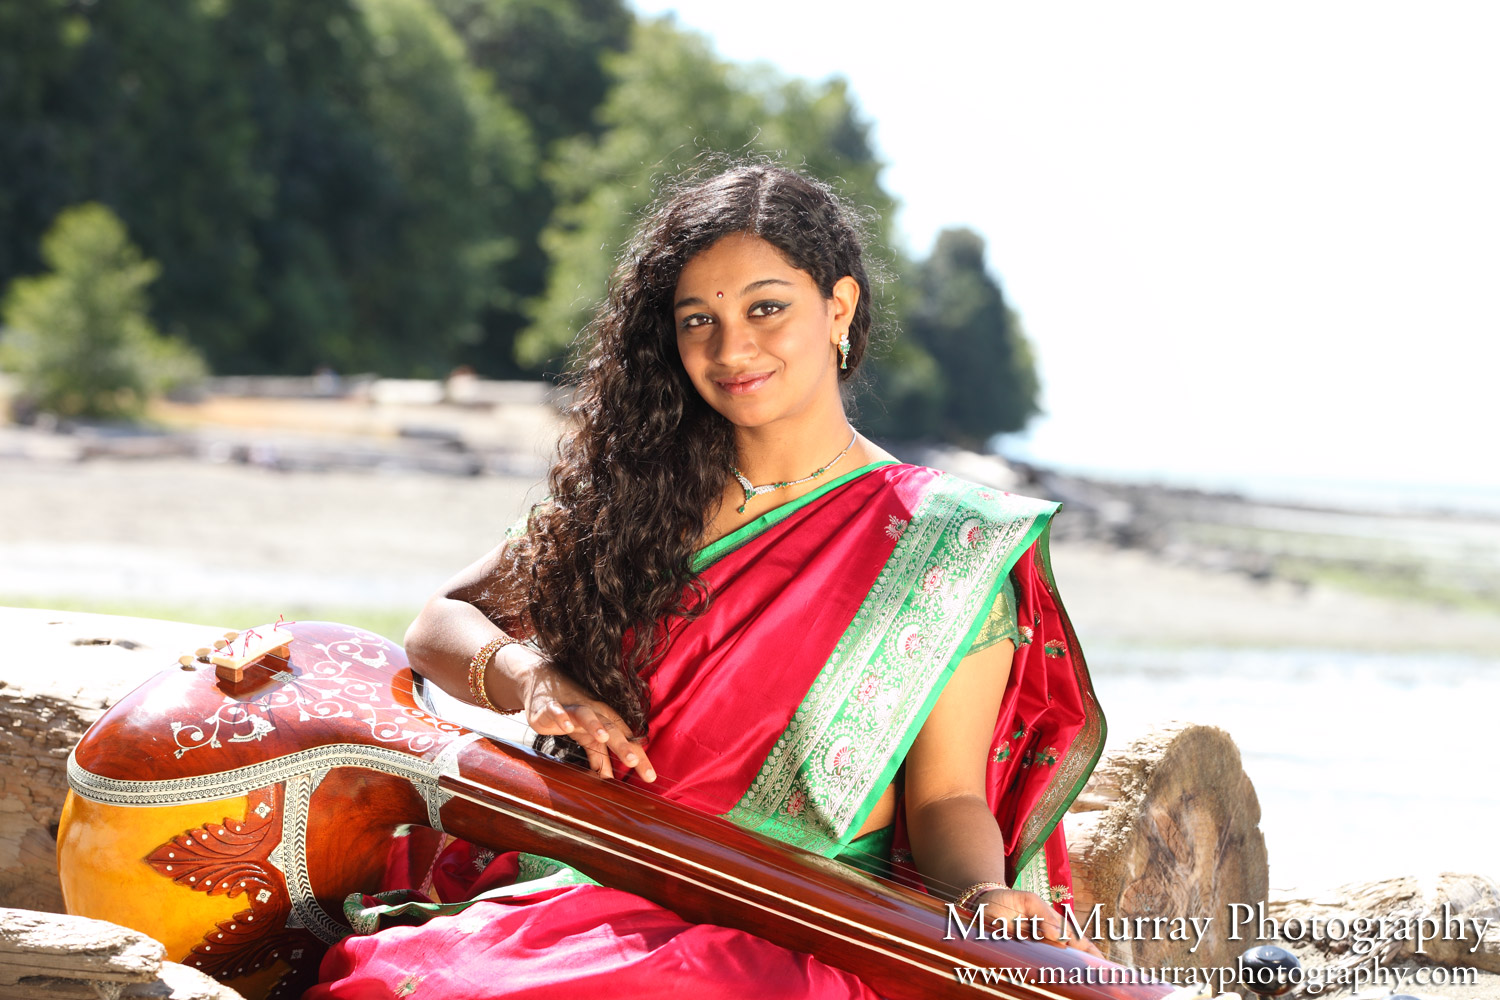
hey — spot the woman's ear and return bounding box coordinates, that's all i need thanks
[829,275,860,344]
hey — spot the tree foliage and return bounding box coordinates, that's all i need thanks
[426,0,631,375]
[0,2,1040,442]
[0,0,535,377]
[0,204,205,419]
[904,228,1041,445]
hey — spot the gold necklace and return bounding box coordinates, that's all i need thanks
[730,429,858,514]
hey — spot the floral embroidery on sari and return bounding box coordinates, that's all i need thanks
[1012,533,1106,870]
[725,476,1056,855]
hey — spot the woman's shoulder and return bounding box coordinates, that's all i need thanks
[886,463,1060,528]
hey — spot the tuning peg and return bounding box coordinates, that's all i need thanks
[1239,945,1301,997]
[223,630,240,642]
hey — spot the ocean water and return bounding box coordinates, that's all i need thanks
[1087,644,1500,890]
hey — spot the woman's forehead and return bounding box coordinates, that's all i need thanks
[676,234,805,294]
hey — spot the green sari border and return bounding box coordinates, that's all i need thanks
[838,505,1056,846]
[725,476,1058,857]
[691,460,900,572]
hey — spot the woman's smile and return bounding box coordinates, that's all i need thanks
[713,370,775,394]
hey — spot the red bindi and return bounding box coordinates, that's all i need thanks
[716,291,723,298]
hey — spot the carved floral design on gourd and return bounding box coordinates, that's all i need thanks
[145,785,322,989]
[170,627,465,759]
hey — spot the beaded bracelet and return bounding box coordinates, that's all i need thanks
[467,634,523,715]
[954,881,1008,914]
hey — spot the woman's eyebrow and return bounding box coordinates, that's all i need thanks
[742,278,793,295]
[674,277,794,311]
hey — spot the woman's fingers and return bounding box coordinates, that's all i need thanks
[584,742,614,780]
[549,700,577,735]
[979,890,1102,956]
[573,706,656,783]
[1026,897,1103,957]
[528,700,655,783]
[1071,931,1105,959]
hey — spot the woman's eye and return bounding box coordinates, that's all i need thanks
[679,313,712,330]
[749,301,787,317]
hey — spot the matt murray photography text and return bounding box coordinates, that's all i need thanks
[945,902,1493,955]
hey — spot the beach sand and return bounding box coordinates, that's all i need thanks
[5,455,1499,654]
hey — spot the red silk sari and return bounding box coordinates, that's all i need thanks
[309,463,1105,999]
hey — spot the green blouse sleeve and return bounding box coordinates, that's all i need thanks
[969,572,1021,653]
[503,509,531,543]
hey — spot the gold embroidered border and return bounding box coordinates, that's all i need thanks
[726,476,1054,855]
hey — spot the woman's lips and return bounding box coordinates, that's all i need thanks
[714,372,772,394]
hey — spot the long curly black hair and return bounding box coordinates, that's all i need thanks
[484,160,878,740]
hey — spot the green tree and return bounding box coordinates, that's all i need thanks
[345,0,537,376]
[428,0,631,374]
[0,204,205,419]
[0,0,268,365]
[905,228,1040,445]
[0,0,538,378]
[430,0,629,152]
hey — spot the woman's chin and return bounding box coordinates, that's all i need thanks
[716,409,775,431]
[702,394,777,428]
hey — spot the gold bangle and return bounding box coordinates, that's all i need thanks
[468,634,522,714]
[954,881,1008,913]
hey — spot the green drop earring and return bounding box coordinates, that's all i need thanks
[837,332,850,370]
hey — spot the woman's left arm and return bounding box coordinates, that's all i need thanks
[904,639,1101,956]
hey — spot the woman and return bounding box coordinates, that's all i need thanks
[309,162,1105,997]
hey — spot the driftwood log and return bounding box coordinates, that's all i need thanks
[0,907,246,999]
[0,609,226,913]
[1064,721,1270,969]
[1268,873,1500,974]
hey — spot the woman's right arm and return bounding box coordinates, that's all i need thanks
[404,541,516,701]
[405,543,656,783]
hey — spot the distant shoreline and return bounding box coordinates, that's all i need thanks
[4,445,1499,656]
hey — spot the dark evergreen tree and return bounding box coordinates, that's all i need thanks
[906,228,1040,445]
[427,0,631,375]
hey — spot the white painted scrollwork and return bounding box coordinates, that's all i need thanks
[170,627,465,761]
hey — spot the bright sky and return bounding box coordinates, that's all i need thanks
[631,1,1500,501]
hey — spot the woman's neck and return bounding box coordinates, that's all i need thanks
[731,424,854,488]
[699,408,898,547]
[729,391,860,487]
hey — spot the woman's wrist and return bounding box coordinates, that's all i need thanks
[954,881,1009,914]
[468,633,525,714]
[489,639,549,714]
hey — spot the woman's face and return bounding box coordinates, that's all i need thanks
[673,233,858,431]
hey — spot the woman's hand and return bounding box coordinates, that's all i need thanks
[499,644,656,783]
[973,888,1103,959]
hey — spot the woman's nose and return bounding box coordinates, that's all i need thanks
[711,315,759,365]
